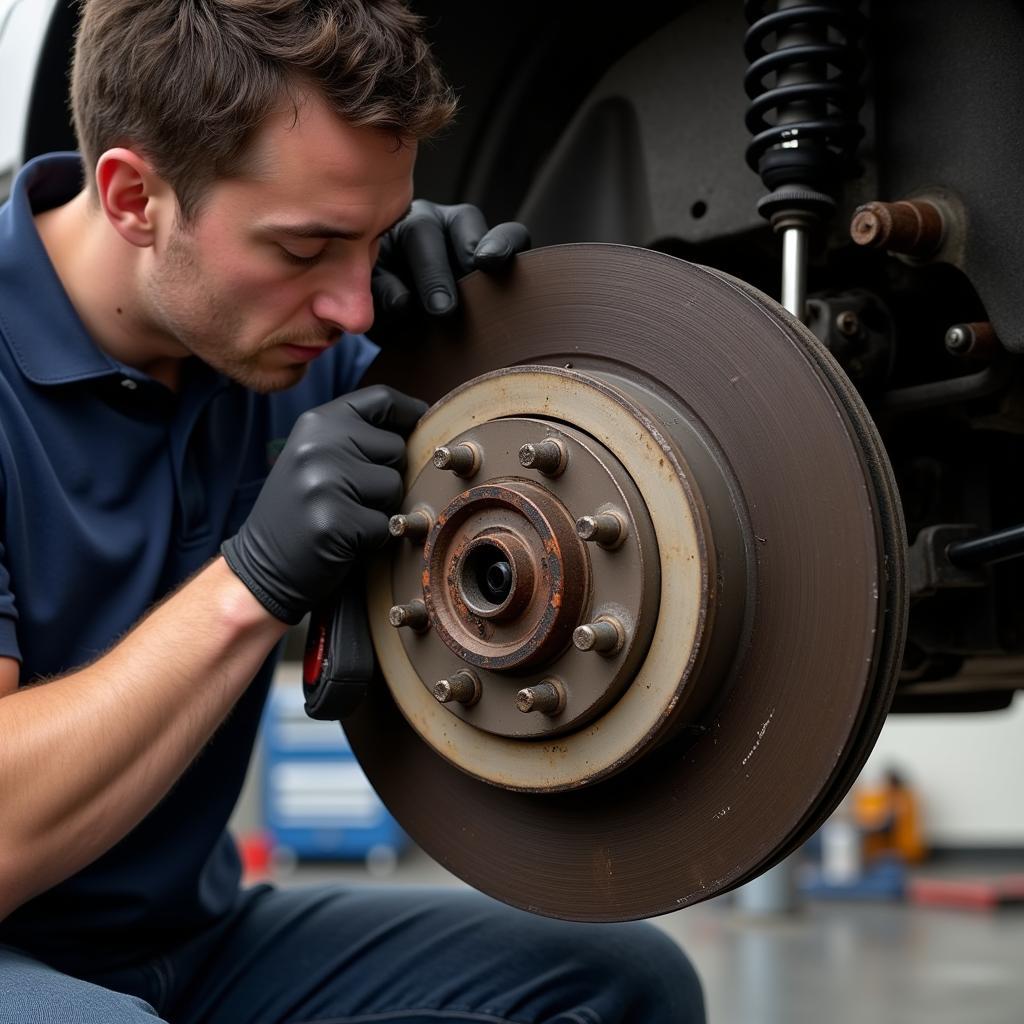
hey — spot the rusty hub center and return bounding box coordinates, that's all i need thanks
[424,479,589,672]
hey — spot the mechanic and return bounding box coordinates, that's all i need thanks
[0,2,704,1022]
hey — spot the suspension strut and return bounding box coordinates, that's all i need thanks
[744,0,866,321]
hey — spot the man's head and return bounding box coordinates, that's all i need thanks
[68,0,456,391]
[71,0,455,223]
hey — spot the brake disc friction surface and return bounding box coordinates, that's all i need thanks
[346,244,906,921]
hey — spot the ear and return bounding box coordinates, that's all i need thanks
[94,148,175,248]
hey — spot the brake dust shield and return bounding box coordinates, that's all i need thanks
[345,243,907,922]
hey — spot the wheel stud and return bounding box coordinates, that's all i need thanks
[433,442,480,477]
[388,599,429,631]
[518,438,567,477]
[433,669,481,706]
[575,510,627,549]
[389,509,433,541]
[515,680,565,716]
[573,617,625,655]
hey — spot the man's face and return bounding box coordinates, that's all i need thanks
[144,92,416,392]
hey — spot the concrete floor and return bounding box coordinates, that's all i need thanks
[274,848,1024,1024]
[659,894,1024,1024]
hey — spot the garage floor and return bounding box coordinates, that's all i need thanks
[278,849,1024,1024]
[659,888,1024,1024]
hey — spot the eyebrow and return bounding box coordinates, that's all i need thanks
[265,205,412,242]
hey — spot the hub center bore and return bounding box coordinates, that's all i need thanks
[480,555,512,604]
[457,534,529,619]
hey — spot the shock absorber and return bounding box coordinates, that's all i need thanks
[744,0,867,321]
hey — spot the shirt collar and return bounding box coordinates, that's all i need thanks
[0,152,139,387]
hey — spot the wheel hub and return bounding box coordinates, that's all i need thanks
[370,365,747,782]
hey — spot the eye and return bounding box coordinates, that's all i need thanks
[278,245,326,267]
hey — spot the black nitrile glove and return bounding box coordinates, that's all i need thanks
[222,385,427,624]
[371,199,531,324]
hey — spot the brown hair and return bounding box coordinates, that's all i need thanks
[70,0,457,219]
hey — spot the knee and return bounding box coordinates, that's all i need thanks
[414,890,705,1023]
[563,920,706,1024]
[492,908,704,1023]
[0,948,162,1024]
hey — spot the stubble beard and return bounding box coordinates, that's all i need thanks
[146,230,312,394]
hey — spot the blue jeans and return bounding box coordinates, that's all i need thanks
[0,885,705,1023]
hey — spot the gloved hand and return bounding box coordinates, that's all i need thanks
[371,199,531,323]
[222,385,428,624]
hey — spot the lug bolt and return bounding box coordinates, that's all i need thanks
[433,442,480,477]
[835,310,861,337]
[389,508,433,541]
[515,680,566,716]
[575,511,627,549]
[849,199,944,257]
[945,325,971,354]
[433,669,481,706]
[388,599,429,631]
[573,617,625,655]
[518,438,567,477]
[945,321,998,359]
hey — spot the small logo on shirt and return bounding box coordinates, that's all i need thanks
[267,439,287,468]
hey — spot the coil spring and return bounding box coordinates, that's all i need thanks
[744,1,866,177]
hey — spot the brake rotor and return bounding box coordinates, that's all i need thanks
[346,243,907,922]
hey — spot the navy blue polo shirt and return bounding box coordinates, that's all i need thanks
[0,154,377,969]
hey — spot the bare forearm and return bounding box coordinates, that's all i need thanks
[0,557,288,917]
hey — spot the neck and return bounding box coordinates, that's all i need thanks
[34,193,185,391]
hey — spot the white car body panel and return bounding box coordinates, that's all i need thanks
[0,0,59,193]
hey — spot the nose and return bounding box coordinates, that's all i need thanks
[309,260,376,337]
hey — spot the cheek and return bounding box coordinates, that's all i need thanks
[185,223,284,296]
[212,253,277,294]
[167,223,312,328]
[204,252,307,317]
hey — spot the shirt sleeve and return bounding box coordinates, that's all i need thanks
[0,437,18,661]
[0,535,21,664]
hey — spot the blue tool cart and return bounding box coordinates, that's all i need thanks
[261,681,407,866]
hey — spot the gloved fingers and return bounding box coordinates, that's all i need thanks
[472,221,532,270]
[371,262,414,322]
[441,203,491,276]
[341,461,407,515]
[326,505,394,566]
[345,417,410,470]
[394,203,459,315]
[341,385,428,437]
